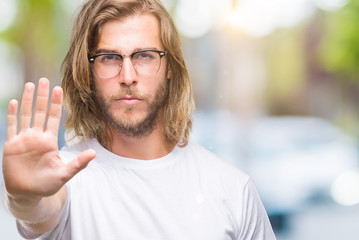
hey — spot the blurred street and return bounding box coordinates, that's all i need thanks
[277,201,359,240]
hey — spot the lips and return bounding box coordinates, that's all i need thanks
[119,95,142,100]
[117,95,142,105]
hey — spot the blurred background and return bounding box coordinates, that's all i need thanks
[1,0,359,239]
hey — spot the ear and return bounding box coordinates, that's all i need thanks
[166,65,172,80]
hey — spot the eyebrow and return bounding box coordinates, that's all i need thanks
[93,49,118,55]
[94,47,160,55]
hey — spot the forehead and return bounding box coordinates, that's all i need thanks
[97,14,163,53]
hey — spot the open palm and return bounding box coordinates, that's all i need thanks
[2,78,95,200]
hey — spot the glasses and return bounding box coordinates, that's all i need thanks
[88,49,167,79]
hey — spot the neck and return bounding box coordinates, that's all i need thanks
[107,123,175,160]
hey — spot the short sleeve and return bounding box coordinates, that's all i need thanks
[236,178,276,240]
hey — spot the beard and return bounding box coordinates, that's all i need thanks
[94,79,168,139]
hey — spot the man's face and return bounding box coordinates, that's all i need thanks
[93,14,171,138]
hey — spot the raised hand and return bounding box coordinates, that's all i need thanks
[2,78,96,201]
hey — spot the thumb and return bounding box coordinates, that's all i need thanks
[63,149,96,182]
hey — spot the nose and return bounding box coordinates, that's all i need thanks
[118,57,137,86]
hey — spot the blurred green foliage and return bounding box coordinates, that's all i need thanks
[0,0,69,83]
[319,0,359,81]
[264,27,307,105]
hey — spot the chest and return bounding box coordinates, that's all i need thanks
[69,167,236,240]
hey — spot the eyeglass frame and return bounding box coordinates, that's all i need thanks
[88,49,168,78]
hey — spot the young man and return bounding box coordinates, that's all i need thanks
[2,0,276,239]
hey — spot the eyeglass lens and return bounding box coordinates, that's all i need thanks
[93,51,163,78]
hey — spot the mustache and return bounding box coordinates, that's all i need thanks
[109,87,147,101]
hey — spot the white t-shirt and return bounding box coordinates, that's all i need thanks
[18,139,276,240]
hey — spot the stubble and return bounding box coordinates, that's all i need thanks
[94,79,168,139]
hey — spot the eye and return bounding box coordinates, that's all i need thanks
[98,54,122,63]
[133,51,156,60]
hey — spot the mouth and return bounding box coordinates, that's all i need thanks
[117,95,143,105]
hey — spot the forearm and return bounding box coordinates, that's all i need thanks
[3,185,68,234]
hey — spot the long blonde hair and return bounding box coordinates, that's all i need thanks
[61,0,195,148]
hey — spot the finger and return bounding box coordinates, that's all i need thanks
[63,149,96,182]
[19,82,35,131]
[46,86,63,135]
[33,78,50,130]
[6,99,18,140]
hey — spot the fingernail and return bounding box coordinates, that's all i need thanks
[25,82,35,90]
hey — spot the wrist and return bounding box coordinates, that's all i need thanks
[3,186,68,234]
[3,187,42,221]
[3,187,41,208]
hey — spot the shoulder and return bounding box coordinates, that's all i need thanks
[185,141,248,174]
[183,141,250,186]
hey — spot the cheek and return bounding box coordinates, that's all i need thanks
[148,78,167,95]
[95,79,115,94]
[94,80,113,104]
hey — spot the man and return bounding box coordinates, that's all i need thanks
[2,0,276,239]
